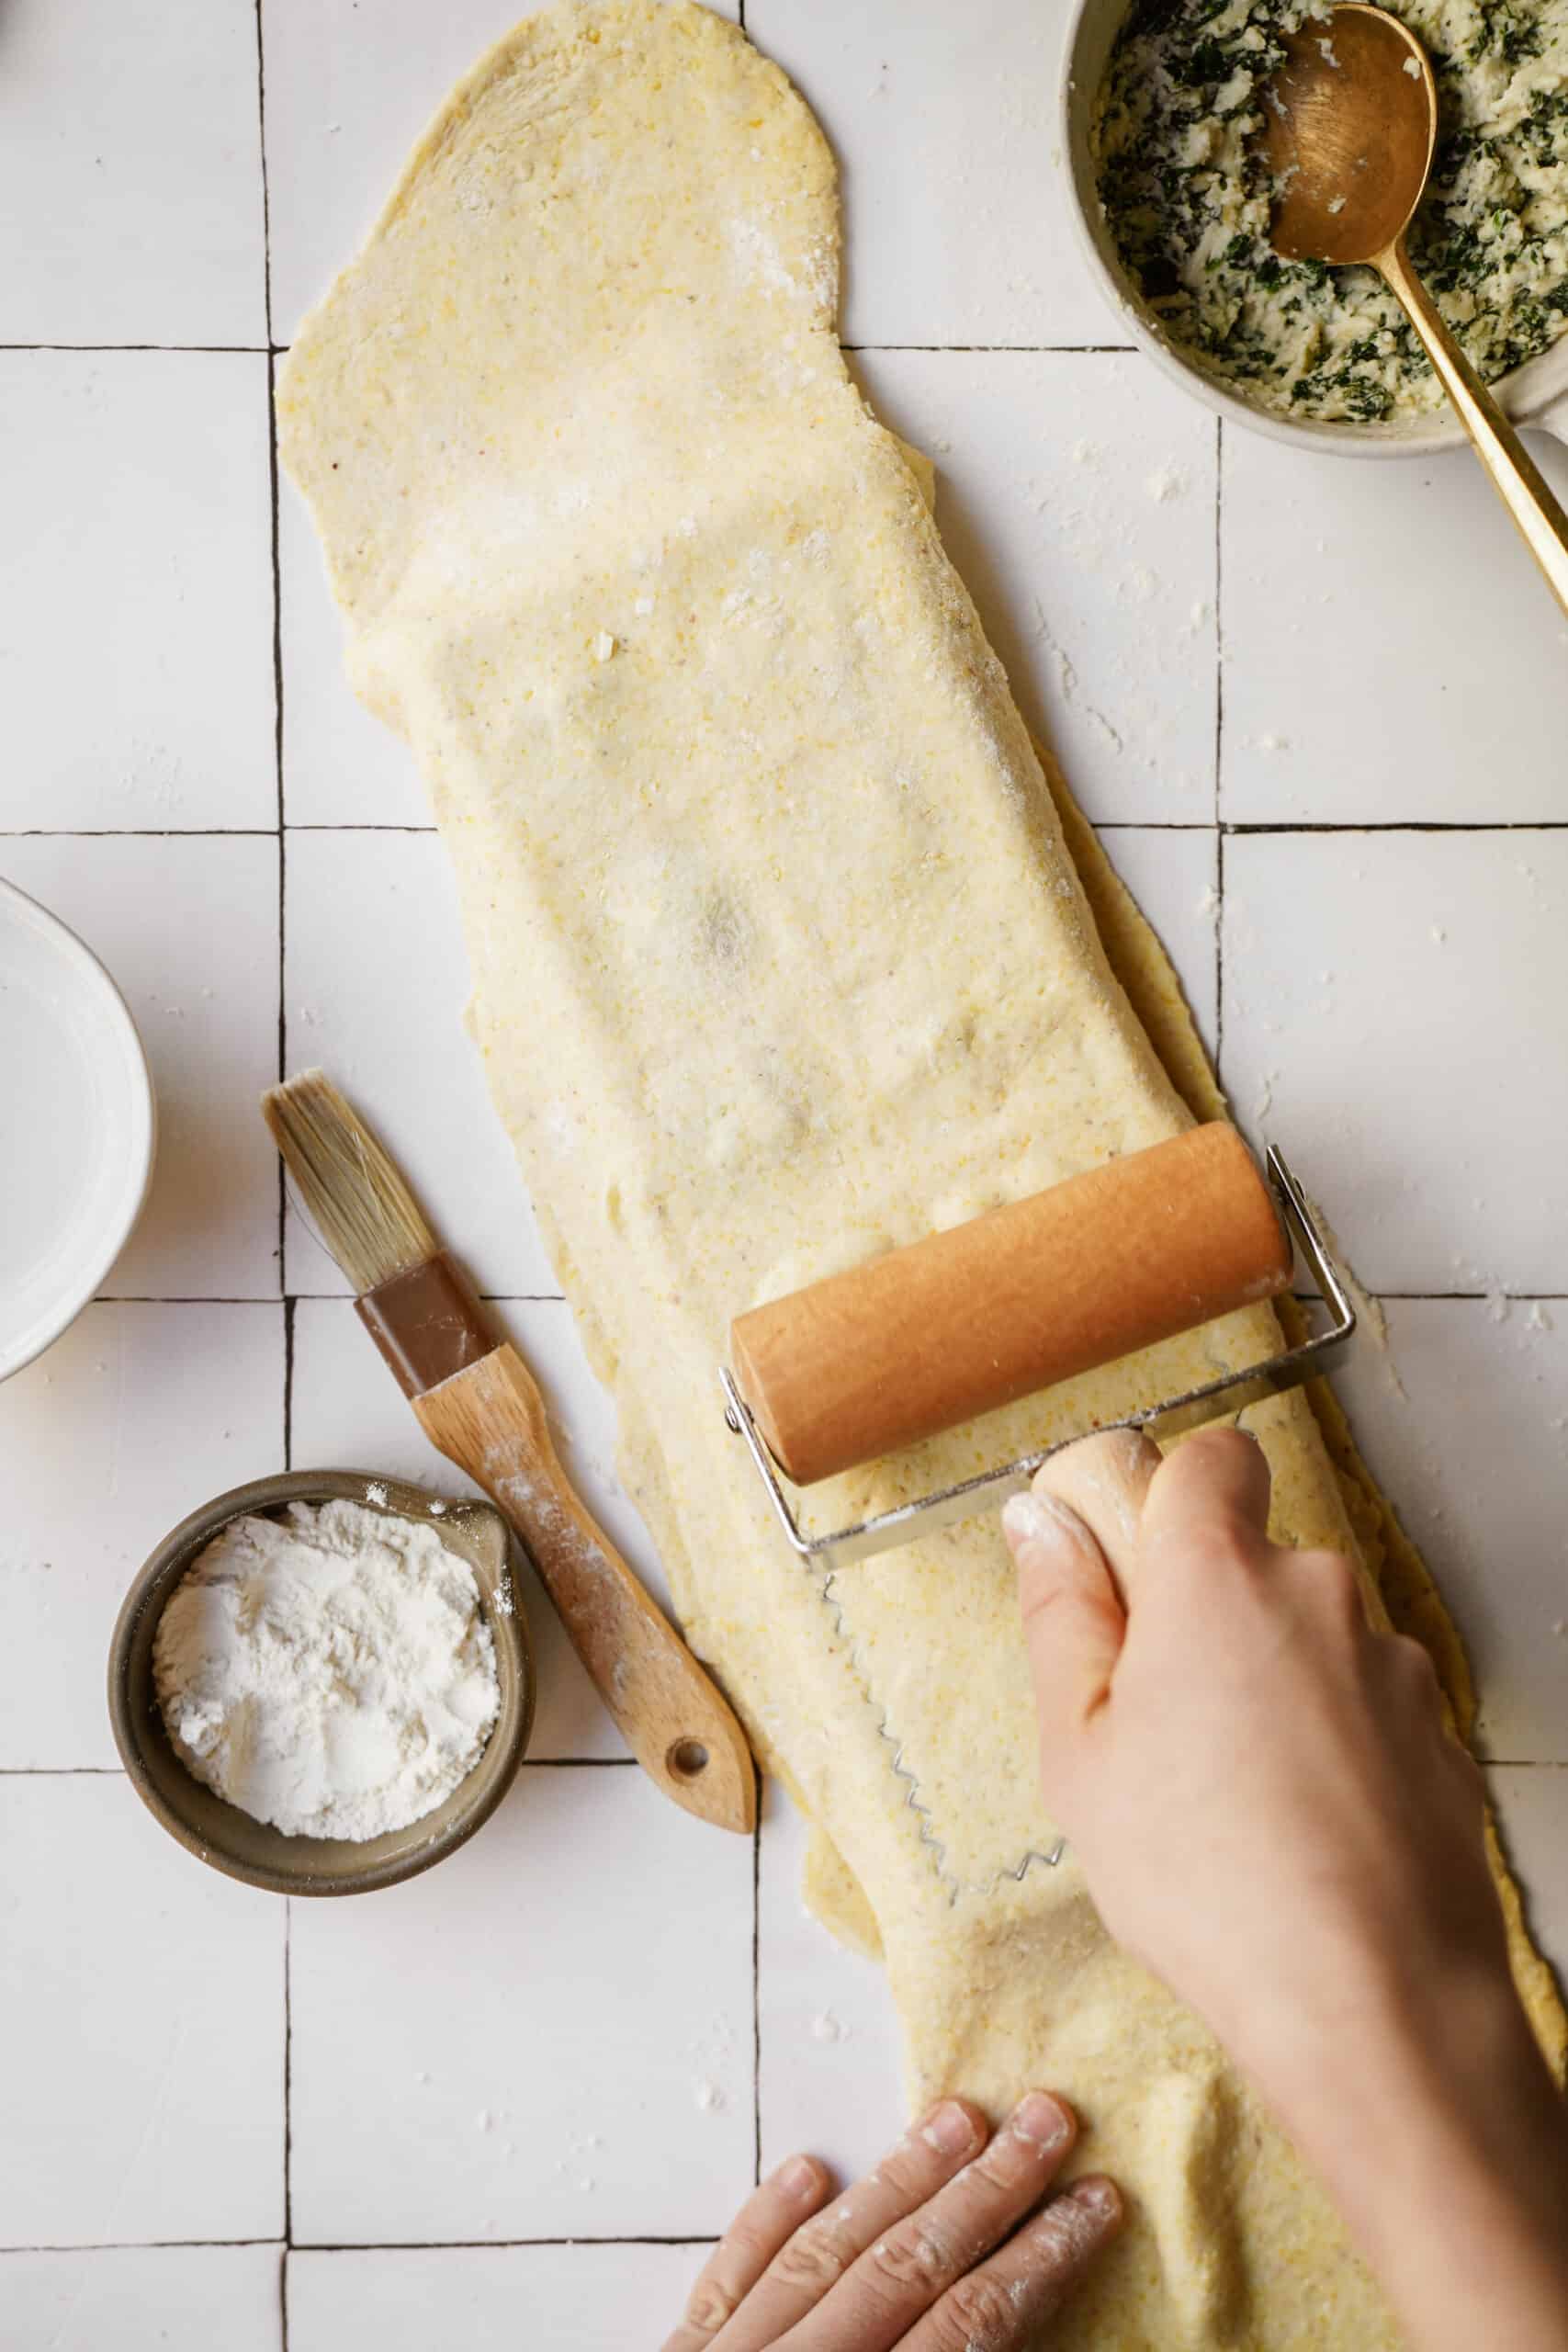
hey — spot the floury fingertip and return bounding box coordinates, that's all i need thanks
[1002,1491,1081,1553]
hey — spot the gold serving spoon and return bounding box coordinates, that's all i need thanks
[1262,2,1568,616]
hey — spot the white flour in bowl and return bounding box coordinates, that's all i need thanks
[153,1498,501,1840]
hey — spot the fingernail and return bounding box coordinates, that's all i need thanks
[1011,2091,1072,2150]
[921,2098,978,2156]
[1002,1493,1071,1554]
[776,2155,820,2201]
[1068,2177,1122,2225]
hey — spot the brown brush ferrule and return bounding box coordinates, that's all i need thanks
[356,1250,496,1400]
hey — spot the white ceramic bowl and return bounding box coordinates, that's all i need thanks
[0,877,155,1379]
[1060,0,1568,459]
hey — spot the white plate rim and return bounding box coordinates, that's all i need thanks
[0,875,156,1381]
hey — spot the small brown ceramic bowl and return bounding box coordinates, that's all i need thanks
[108,1469,535,1896]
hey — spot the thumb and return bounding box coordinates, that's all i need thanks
[1003,1488,1126,1782]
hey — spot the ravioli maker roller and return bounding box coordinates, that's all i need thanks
[721,1125,1356,1570]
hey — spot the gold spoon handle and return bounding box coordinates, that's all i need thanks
[1380,233,1568,620]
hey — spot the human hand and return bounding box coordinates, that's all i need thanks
[1002,1424,1501,2094]
[1003,1424,1568,2352]
[662,2092,1121,2352]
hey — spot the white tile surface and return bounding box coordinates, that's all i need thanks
[283,831,555,1296]
[1489,1767,1568,1988]
[280,479,431,829]
[262,0,739,345]
[0,836,282,1299]
[1335,1300,1568,1764]
[1100,826,1220,1057]
[0,354,275,833]
[5,0,1567,2306]
[288,2244,707,2350]
[2,2245,283,2352]
[0,0,265,348]
[757,1783,907,2185]
[1221,430,1568,824]
[1221,831,1568,1294]
[289,1297,667,1759]
[0,1303,283,1770]
[288,1766,754,2244]
[0,1777,285,2247]
[748,0,1114,350]
[855,350,1217,823]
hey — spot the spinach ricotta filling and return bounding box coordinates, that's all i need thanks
[1094,0,1568,421]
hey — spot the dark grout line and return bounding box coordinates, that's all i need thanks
[28,819,1568,842]
[0,828,277,840]
[0,2239,288,2256]
[255,10,297,2307]
[1222,820,1568,835]
[1100,820,1568,836]
[0,337,1148,361]
[0,1767,122,1777]
[1351,1291,1568,1303]
[0,343,273,355]
[0,2233,729,2257]
[518,1756,637,1769]
[283,1296,297,1467]
[288,2235,723,2253]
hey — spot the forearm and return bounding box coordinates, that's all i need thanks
[1264,1971,1568,2352]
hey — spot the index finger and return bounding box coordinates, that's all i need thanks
[1032,1428,1160,1598]
[1138,1425,1274,1558]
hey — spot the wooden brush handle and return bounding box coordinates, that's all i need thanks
[731,1124,1293,1487]
[416,1345,756,1834]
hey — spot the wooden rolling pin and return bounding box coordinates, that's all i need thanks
[730,1124,1293,1487]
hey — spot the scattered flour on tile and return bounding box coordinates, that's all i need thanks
[552,2129,604,2191]
[153,1498,500,1840]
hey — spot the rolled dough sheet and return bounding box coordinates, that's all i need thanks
[278,6,1564,2342]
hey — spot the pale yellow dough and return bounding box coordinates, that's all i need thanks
[278,6,1562,2342]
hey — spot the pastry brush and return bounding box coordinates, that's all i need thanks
[264,1069,755,1834]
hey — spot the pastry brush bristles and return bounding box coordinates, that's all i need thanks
[262,1069,438,1295]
